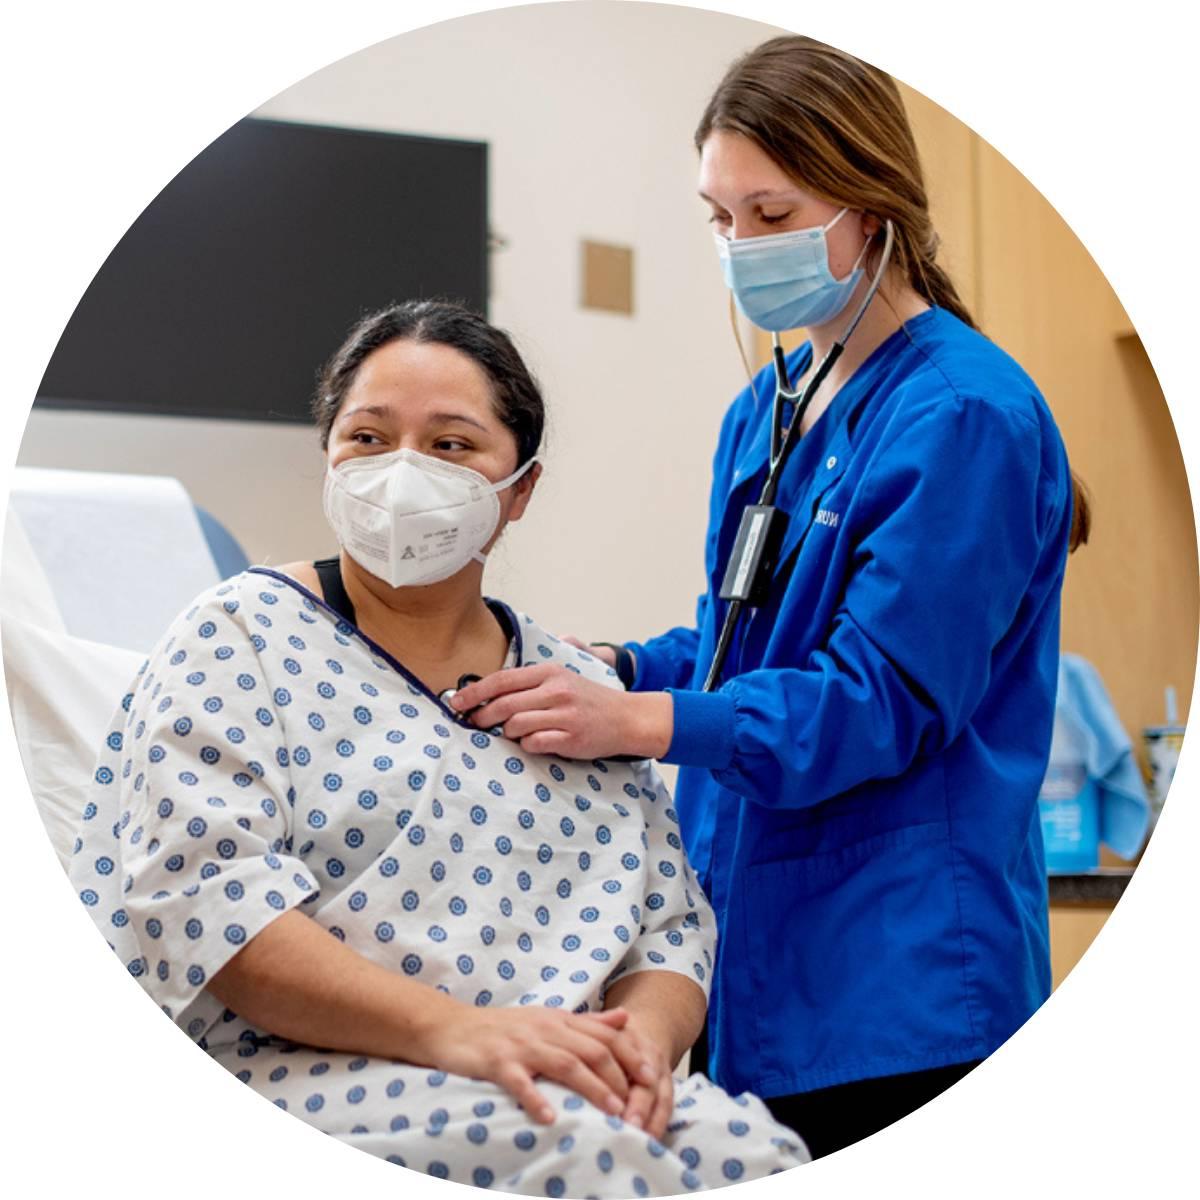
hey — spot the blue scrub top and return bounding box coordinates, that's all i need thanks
[627,307,1071,1098]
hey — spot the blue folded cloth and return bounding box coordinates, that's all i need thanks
[1055,654,1150,860]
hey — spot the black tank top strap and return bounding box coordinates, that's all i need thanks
[484,598,516,645]
[312,560,514,653]
[313,557,357,627]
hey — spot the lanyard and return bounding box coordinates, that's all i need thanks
[701,220,895,693]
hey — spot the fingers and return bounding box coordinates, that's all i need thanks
[559,1028,632,1104]
[621,1058,673,1137]
[518,730,579,758]
[487,1010,669,1137]
[577,1007,628,1029]
[529,1044,625,1119]
[603,1023,659,1089]
[646,1071,675,1141]
[621,1081,656,1132]
[501,707,566,741]
[472,685,557,732]
[497,1061,557,1126]
[469,667,589,731]
[591,645,619,669]
[450,664,552,713]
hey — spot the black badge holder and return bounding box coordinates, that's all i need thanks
[717,504,790,609]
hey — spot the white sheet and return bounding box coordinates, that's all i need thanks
[0,489,188,868]
[5,466,220,652]
[2,506,143,864]
[0,508,66,634]
[2,613,143,865]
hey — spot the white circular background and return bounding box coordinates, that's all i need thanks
[3,2,1196,1196]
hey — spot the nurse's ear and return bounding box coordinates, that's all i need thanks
[860,212,882,239]
[503,461,543,525]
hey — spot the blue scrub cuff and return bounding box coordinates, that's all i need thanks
[663,688,736,770]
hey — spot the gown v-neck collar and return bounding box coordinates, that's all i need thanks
[246,566,524,730]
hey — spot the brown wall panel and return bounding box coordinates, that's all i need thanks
[975,142,1198,777]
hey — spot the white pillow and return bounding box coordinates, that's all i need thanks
[6,467,220,652]
[2,614,143,867]
[1,509,66,634]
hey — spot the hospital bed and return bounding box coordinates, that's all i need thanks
[1,467,250,865]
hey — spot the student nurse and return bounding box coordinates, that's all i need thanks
[452,35,1087,1158]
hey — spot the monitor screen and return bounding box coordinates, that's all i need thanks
[37,117,488,423]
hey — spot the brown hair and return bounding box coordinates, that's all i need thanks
[696,35,1090,551]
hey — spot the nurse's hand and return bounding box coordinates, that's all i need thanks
[561,636,618,669]
[449,663,673,760]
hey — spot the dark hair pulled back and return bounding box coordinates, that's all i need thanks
[313,300,544,469]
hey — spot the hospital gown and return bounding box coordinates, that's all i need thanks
[67,568,808,1195]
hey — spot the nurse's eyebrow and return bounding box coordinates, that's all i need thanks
[698,188,804,204]
[742,188,805,203]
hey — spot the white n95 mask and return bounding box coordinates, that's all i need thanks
[715,207,872,332]
[322,448,538,588]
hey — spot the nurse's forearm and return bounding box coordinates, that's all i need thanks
[603,970,706,1067]
[208,908,455,1061]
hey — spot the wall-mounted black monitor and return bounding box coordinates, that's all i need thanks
[37,117,488,423]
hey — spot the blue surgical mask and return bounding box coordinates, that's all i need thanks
[714,207,872,332]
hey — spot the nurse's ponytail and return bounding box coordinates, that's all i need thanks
[1069,473,1091,553]
[696,34,1091,553]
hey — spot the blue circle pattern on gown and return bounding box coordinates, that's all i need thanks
[66,570,807,1194]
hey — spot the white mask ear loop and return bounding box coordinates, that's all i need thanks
[492,455,540,493]
[824,207,875,281]
[472,455,540,566]
[847,227,875,275]
[823,206,851,232]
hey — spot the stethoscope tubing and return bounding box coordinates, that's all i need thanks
[701,221,895,694]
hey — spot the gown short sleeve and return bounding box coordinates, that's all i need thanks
[71,580,319,1038]
[602,758,716,999]
[555,648,717,1001]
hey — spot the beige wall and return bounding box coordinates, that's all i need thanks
[18,3,780,652]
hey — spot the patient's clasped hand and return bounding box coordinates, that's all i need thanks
[67,302,808,1195]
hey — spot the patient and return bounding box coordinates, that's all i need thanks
[67,301,807,1195]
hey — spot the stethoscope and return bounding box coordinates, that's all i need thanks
[701,218,896,693]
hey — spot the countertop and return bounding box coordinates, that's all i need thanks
[1048,868,1134,904]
